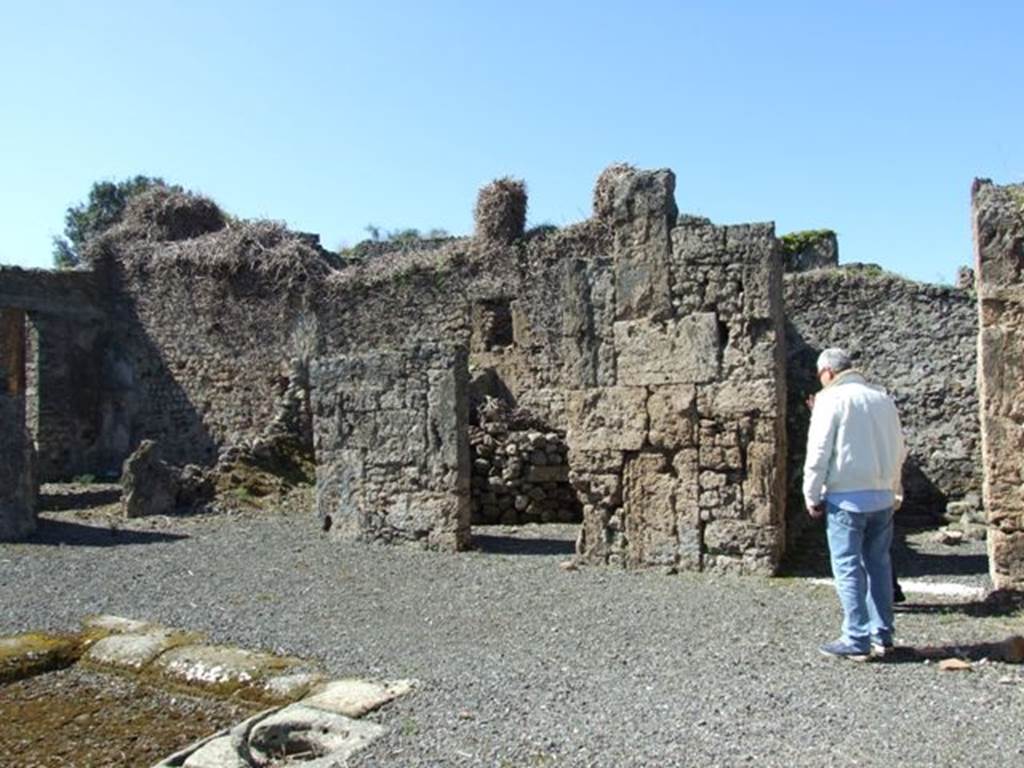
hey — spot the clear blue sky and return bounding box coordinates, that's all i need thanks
[2,1,1021,283]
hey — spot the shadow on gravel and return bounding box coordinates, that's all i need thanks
[895,590,1024,618]
[874,636,1023,665]
[781,521,989,581]
[39,487,122,511]
[894,550,990,578]
[472,534,574,556]
[26,520,188,548]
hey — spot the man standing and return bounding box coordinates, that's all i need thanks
[804,348,906,661]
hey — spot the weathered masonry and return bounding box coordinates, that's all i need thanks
[0,269,106,539]
[784,268,980,547]
[2,166,1022,590]
[311,344,471,551]
[973,179,1024,591]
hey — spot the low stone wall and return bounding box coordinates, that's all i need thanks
[311,344,471,551]
[784,267,980,545]
[973,178,1024,591]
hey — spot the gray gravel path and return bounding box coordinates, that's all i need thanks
[2,498,1022,767]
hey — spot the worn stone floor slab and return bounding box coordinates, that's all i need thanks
[152,644,305,698]
[300,677,416,717]
[83,613,159,635]
[84,628,202,672]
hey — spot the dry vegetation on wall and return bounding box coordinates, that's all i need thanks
[778,229,835,257]
[474,177,527,243]
[87,188,338,291]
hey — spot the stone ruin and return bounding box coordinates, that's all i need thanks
[974,179,1024,591]
[0,166,1022,588]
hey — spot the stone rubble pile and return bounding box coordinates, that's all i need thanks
[120,360,315,517]
[937,492,987,545]
[469,399,580,525]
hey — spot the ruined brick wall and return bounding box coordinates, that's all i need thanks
[973,179,1024,591]
[567,171,787,575]
[310,344,470,550]
[5,169,788,570]
[784,267,980,543]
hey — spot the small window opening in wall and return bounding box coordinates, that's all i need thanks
[475,299,515,351]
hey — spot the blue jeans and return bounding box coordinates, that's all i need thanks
[825,503,895,650]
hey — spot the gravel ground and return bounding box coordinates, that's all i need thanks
[2,492,1022,768]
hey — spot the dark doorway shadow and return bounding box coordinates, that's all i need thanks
[472,533,574,556]
[39,487,121,511]
[779,519,989,582]
[26,519,188,547]
[892,543,989,579]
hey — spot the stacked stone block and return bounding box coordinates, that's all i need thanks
[567,173,787,574]
[973,179,1024,591]
[310,344,471,551]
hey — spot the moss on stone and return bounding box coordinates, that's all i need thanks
[779,229,835,256]
[213,435,315,509]
[0,633,84,683]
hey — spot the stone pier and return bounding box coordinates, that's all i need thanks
[0,307,36,540]
[310,344,471,551]
[973,179,1024,591]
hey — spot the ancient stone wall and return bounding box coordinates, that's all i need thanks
[26,314,110,480]
[784,267,980,543]
[310,344,470,551]
[0,265,104,320]
[3,168,789,568]
[973,179,1024,591]
[566,174,788,574]
[0,266,109,481]
[91,219,331,468]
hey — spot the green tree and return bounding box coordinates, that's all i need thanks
[52,175,167,268]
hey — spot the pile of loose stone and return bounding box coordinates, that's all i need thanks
[468,398,581,526]
[937,492,987,545]
[120,358,315,518]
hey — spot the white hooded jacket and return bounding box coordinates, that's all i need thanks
[802,370,906,508]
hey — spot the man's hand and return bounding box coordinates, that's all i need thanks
[807,503,824,519]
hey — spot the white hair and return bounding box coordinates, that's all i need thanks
[816,347,852,373]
